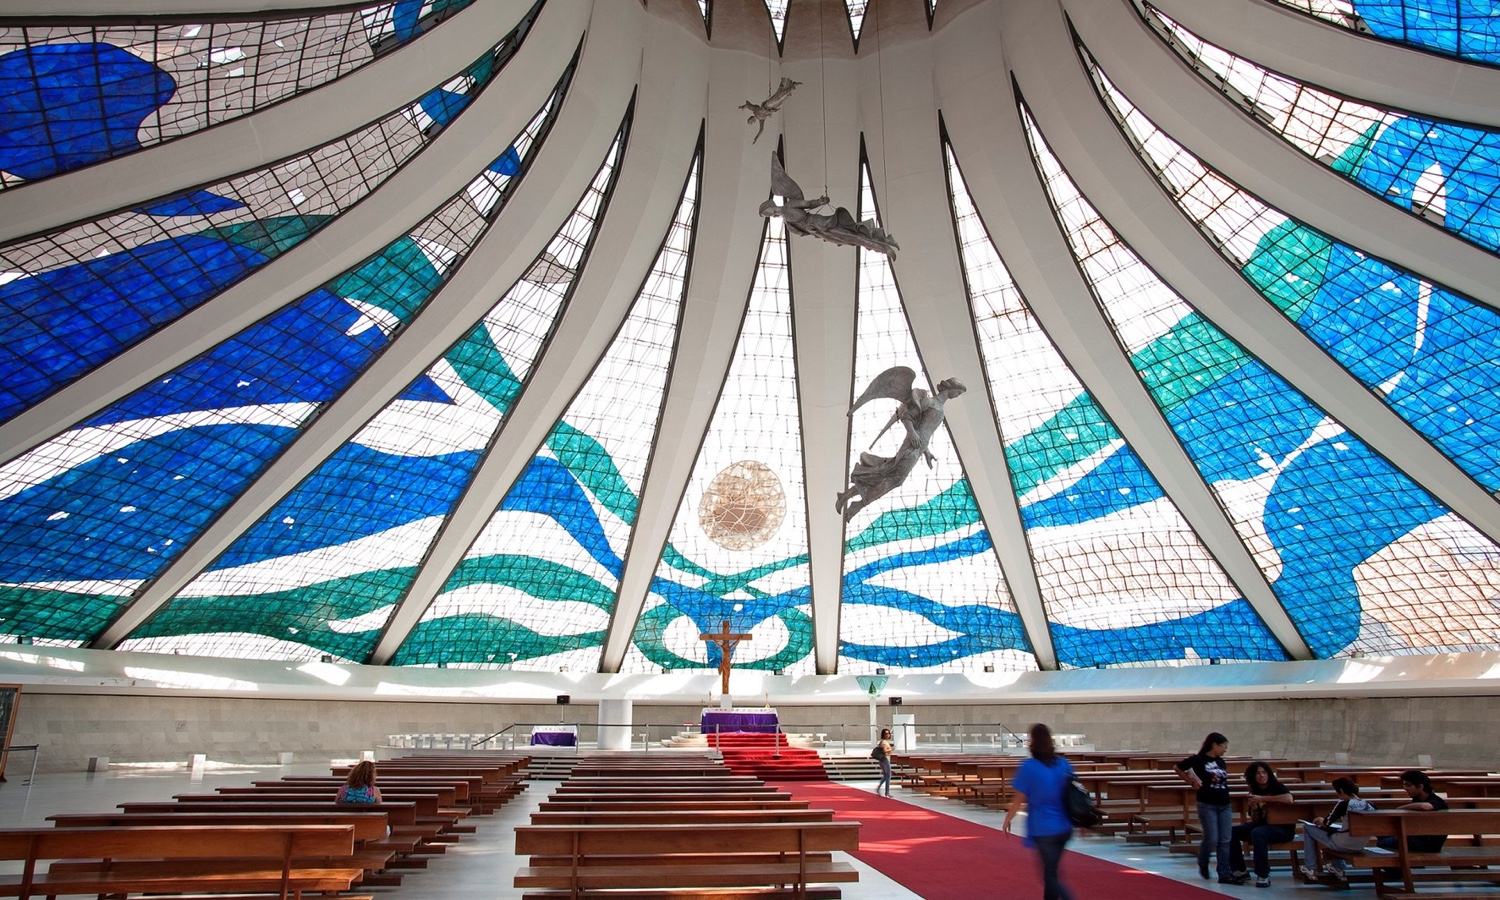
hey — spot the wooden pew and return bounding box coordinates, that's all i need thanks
[0,824,367,900]
[1344,808,1500,896]
[48,811,401,887]
[116,799,442,864]
[531,808,838,826]
[329,760,529,807]
[264,776,496,814]
[514,822,860,899]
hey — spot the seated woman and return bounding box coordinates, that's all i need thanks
[336,759,383,804]
[1299,777,1375,882]
[1229,761,1296,888]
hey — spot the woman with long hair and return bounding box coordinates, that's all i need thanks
[1299,777,1375,882]
[874,728,894,797]
[336,759,382,804]
[1229,761,1295,888]
[1002,723,1075,900]
[1174,732,1240,884]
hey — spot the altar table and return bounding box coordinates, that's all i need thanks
[701,707,779,734]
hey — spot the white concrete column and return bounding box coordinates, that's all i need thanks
[598,699,634,751]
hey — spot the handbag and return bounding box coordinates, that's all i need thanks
[1063,775,1103,828]
[870,743,886,761]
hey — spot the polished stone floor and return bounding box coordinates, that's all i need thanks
[0,760,1337,899]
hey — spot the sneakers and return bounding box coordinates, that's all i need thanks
[1299,865,1321,880]
[1255,876,1271,888]
[1320,863,1348,883]
[1218,874,1248,885]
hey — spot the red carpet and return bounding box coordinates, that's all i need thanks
[713,733,827,781]
[770,781,1223,900]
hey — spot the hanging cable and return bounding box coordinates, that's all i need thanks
[873,0,890,223]
[819,0,829,201]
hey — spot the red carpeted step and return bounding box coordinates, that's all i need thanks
[715,736,829,781]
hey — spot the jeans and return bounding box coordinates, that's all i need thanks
[1230,822,1296,877]
[1198,802,1234,879]
[1033,831,1074,900]
[877,757,891,795]
[1304,823,1366,867]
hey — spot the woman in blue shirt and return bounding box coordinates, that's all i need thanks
[1003,723,1076,900]
[336,759,383,804]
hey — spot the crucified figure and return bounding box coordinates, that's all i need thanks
[699,620,753,696]
[740,77,801,144]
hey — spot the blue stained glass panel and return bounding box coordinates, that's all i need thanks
[1026,97,1500,658]
[1,232,277,423]
[0,43,174,180]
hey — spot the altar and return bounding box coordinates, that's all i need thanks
[701,707,778,734]
[530,724,578,746]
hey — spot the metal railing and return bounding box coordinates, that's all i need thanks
[386,720,1043,754]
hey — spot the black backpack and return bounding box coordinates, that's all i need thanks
[1063,775,1103,828]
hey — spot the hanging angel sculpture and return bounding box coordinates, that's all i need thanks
[835,366,966,519]
[740,77,801,144]
[759,153,900,258]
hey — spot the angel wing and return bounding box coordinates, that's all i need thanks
[769,152,805,204]
[765,77,802,109]
[850,366,917,415]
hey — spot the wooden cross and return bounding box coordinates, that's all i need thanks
[699,619,753,696]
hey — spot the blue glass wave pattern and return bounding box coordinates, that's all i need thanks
[0,24,529,427]
[1025,99,1500,658]
[946,142,1283,668]
[1143,6,1500,256]
[0,1,477,189]
[1274,0,1500,65]
[397,151,688,671]
[836,164,1029,673]
[632,214,816,676]
[0,125,548,648]
[1087,52,1500,494]
[114,91,568,661]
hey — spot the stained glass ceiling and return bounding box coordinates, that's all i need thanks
[2,0,1500,675]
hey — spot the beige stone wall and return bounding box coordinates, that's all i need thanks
[10,692,1497,773]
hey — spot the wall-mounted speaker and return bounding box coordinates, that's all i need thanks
[889,696,903,706]
[555,694,571,705]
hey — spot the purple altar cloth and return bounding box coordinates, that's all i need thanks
[701,709,778,734]
[531,731,576,746]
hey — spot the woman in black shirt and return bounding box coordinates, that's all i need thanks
[1229,761,1295,888]
[1175,732,1241,884]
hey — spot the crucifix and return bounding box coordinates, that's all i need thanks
[699,619,752,696]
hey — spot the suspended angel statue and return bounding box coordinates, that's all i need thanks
[836,366,966,519]
[759,154,900,258]
[740,77,801,144]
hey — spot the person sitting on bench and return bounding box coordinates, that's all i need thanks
[1299,777,1375,882]
[1376,770,1448,853]
[337,760,383,805]
[1230,761,1295,888]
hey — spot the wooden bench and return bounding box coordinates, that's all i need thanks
[0,824,368,900]
[328,762,529,808]
[1344,809,1500,896]
[114,800,440,864]
[514,821,860,899]
[48,811,401,886]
